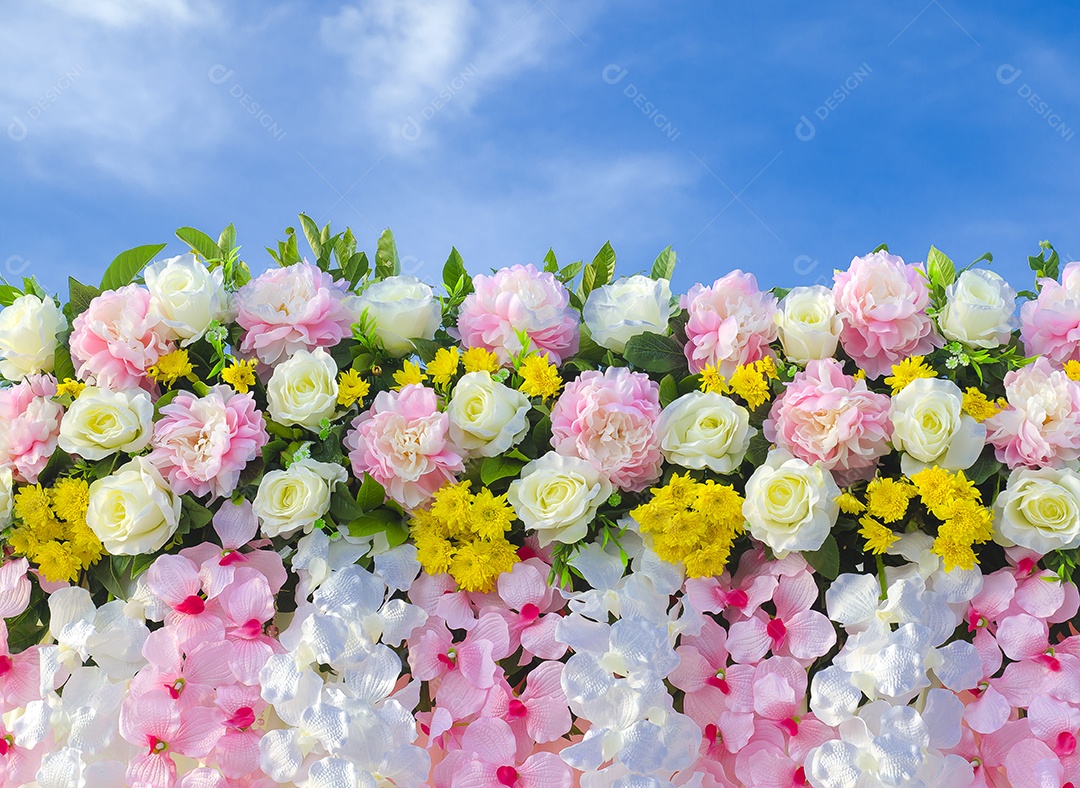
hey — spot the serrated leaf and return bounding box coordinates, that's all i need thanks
[927,245,956,289]
[743,431,770,467]
[622,332,686,374]
[557,261,583,284]
[481,455,525,486]
[376,228,401,279]
[651,245,676,280]
[100,243,167,291]
[330,482,366,523]
[175,227,221,261]
[68,277,101,319]
[580,241,615,298]
[357,473,387,511]
[805,534,839,580]
[298,213,324,260]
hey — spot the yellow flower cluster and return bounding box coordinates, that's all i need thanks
[222,358,258,393]
[847,476,917,555]
[146,349,197,388]
[910,466,992,571]
[631,474,745,578]
[55,378,86,399]
[410,481,519,592]
[393,360,427,389]
[699,358,778,410]
[1065,360,1080,382]
[7,478,102,582]
[337,369,371,408]
[463,347,500,374]
[427,347,460,389]
[884,356,937,395]
[518,354,563,399]
[961,387,1006,423]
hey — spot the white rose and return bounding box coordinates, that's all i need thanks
[356,275,441,357]
[507,451,613,547]
[657,391,754,474]
[938,269,1017,349]
[0,294,64,381]
[743,449,839,556]
[890,377,985,476]
[0,467,12,529]
[774,286,842,364]
[58,387,153,460]
[994,467,1080,555]
[267,347,339,430]
[145,253,232,345]
[87,456,182,555]
[253,458,349,539]
[582,275,674,353]
[447,371,531,458]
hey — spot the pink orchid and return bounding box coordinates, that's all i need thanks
[180,500,287,598]
[995,613,1080,707]
[218,570,282,685]
[1027,695,1080,780]
[1003,553,1080,624]
[685,567,778,624]
[0,722,43,788]
[119,689,223,788]
[146,554,225,649]
[482,661,572,760]
[752,657,808,732]
[436,717,572,788]
[734,739,811,788]
[212,684,266,779]
[727,572,836,665]
[411,614,512,719]
[410,571,479,631]
[0,558,30,619]
[131,628,235,710]
[487,560,566,663]
[0,621,39,712]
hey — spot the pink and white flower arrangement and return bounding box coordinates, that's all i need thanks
[0,374,63,483]
[832,251,942,379]
[457,264,579,366]
[681,270,778,376]
[1020,260,1080,364]
[986,357,1080,469]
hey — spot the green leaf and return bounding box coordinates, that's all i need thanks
[481,455,525,486]
[68,277,101,319]
[218,224,237,258]
[580,241,616,299]
[805,534,840,580]
[153,387,181,419]
[543,248,558,273]
[175,227,221,260]
[966,448,1004,485]
[357,473,387,511]
[347,508,400,537]
[743,431,770,467]
[410,338,442,364]
[443,247,472,295]
[384,519,410,548]
[330,482,366,524]
[659,374,679,408]
[927,245,956,289]
[100,243,167,291]
[376,228,401,279]
[0,285,21,306]
[181,496,214,530]
[651,245,676,280]
[622,332,686,374]
[298,213,324,260]
[872,242,889,253]
[53,345,77,383]
[344,252,369,288]
[557,261,583,284]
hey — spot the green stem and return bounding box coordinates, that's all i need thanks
[876,553,888,600]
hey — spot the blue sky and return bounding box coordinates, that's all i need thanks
[2,0,1079,299]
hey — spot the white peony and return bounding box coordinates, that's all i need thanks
[0,294,64,381]
[86,457,182,555]
[267,347,339,430]
[58,387,153,460]
[582,275,674,353]
[743,449,839,556]
[774,285,842,364]
[938,268,1017,349]
[993,466,1080,554]
[0,467,12,530]
[447,371,531,457]
[507,451,613,547]
[145,253,232,345]
[253,458,348,539]
[656,391,753,474]
[355,275,441,357]
[890,377,986,476]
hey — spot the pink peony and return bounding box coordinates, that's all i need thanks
[680,270,778,376]
[148,385,269,499]
[832,251,942,379]
[235,261,358,367]
[69,284,173,391]
[456,264,579,366]
[345,384,465,509]
[985,357,1080,469]
[549,366,663,492]
[1020,261,1080,364]
[764,358,892,485]
[0,374,62,483]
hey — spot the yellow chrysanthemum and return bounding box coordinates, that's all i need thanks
[939,498,993,544]
[55,378,86,399]
[932,535,978,572]
[858,516,898,555]
[14,485,55,529]
[146,348,196,388]
[909,466,955,516]
[429,481,474,537]
[884,356,937,395]
[414,533,455,576]
[648,473,698,509]
[837,492,866,515]
[865,477,917,524]
[468,488,516,541]
[692,481,745,532]
[7,525,41,557]
[222,358,258,394]
[462,347,501,374]
[853,369,867,381]
[518,355,562,399]
[67,522,104,569]
[409,506,452,541]
[35,540,82,583]
[392,360,427,390]
[50,477,90,523]
[962,388,1004,423]
[1065,360,1080,382]
[729,364,771,410]
[684,541,735,579]
[450,537,519,593]
[337,369,371,408]
[699,365,729,395]
[756,356,779,380]
[426,347,460,388]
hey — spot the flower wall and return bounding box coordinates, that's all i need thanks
[1,220,1079,787]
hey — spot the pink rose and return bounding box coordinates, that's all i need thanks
[0,374,63,483]
[69,285,173,391]
[1020,261,1080,364]
[680,271,778,376]
[345,384,465,509]
[456,264,579,366]
[236,262,358,367]
[833,251,942,379]
[149,386,269,499]
[764,358,892,485]
[549,366,662,492]
[986,357,1080,469]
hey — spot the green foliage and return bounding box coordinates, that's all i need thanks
[805,535,840,580]
[651,245,676,281]
[622,332,686,375]
[100,243,167,291]
[175,227,222,261]
[481,455,525,486]
[376,228,401,280]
